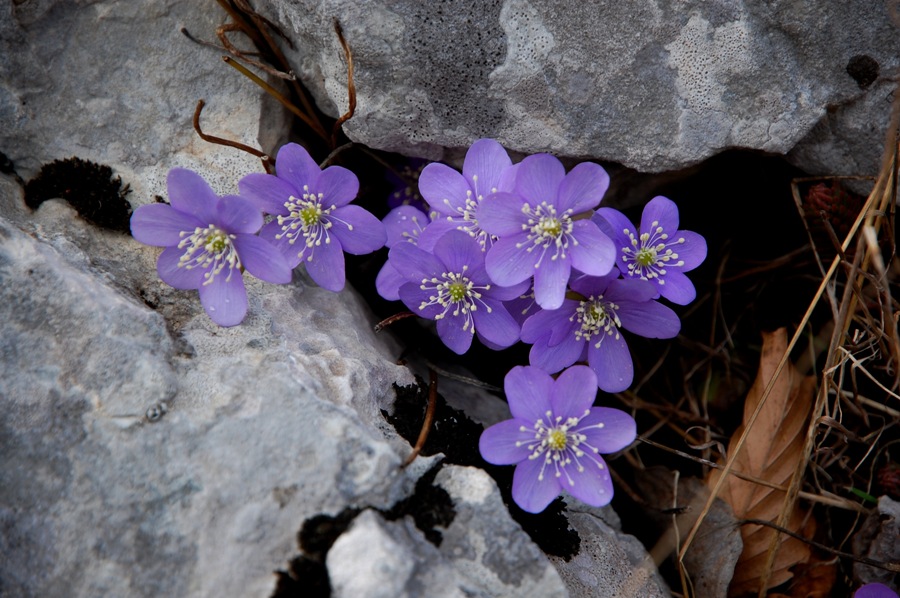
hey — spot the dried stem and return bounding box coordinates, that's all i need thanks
[331,19,357,148]
[192,99,273,172]
[222,56,329,141]
[402,368,438,467]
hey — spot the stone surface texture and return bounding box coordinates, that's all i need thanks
[550,503,670,597]
[0,177,417,597]
[0,0,269,198]
[261,0,899,176]
[0,2,667,597]
[327,467,567,598]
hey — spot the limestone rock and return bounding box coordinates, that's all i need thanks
[326,466,568,598]
[0,176,417,597]
[260,0,899,176]
[0,0,272,200]
[550,503,670,597]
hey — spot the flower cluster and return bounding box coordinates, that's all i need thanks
[131,143,386,326]
[372,139,706,511]
[131,137,706,514]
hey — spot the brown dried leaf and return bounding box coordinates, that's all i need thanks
[707,328,818,596]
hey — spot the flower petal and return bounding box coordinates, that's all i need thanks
[504,365,553,422]
[486,278,532,302]
[562,453,614,508]
[156,246,205,290]
[485,235,536,287]
[259,219,302,269]
[375,261,405,301]
[588,334,634,393]
[167,168,219,224]
[479,419,534,465]
[674,230,707,271]
[568,269,617,298]
[514,154,565,206]
[383,205,429,248]
[389,242,445,284]
[473,299,520,349]
[275,143,320,196]
[232,234,293,284]
[512,454,562,514]
[317,165,359,208]
[641,196,679,233]
[592,207,636,268]
[433,230,484,276]
[603,278,655,303]
[418,162,471,216]
[528,334,583,374]
[532,253,570,310]
[521,302,577,345]
[416,218,459,252]
[304,235,346,292]
[130,203,201,247]
[329,205,386,254]
[462,138,512,199]
[557,162,609,214]
[657,269,697,305]
[577,407,637,454]
[238,172,296,215]
[551,365,598,419]
[436,312,475,354]
[398,283,443,319]
[616,297,681,339]
[217,195,263,234]
[198,270,248,327]
[477,192,528,237]
[497,162,519,193]
[569,221,616,277]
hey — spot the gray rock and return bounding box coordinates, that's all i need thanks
[0,177,419,597]
[550,503,670,597]
[0,0,273,199]
[327,510,463,598]
[326,466,568,598]
[853,496,900,588]
[260,0,898,176]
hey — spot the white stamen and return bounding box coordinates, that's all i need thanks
[177,224,241,285]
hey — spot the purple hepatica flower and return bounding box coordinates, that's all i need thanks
[386,157,429,212]
[480,153,617,310]
[417,138,515,252]
[130,168,292,327]
[593,195,707,305]
[521,268,680,393]
[479,365,637,513]
[390,230,523,355]
[855,584,899,598]
[238,143,386,292]
[375,204,432,301]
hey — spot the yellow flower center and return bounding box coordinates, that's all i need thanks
[547,428,568,451]
[448,281,468,302]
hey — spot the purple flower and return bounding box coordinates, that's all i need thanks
[593,196,707,305]
[417,138,515,251]
[480,154,617,310]
[238,143,386,292]
[521,268,680,393]
[376,205,432,301]
[386,157,429,212]
[855,584,899,598]
[479,365,637,513]
[130,168,292,327]
[389,230,523,355]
